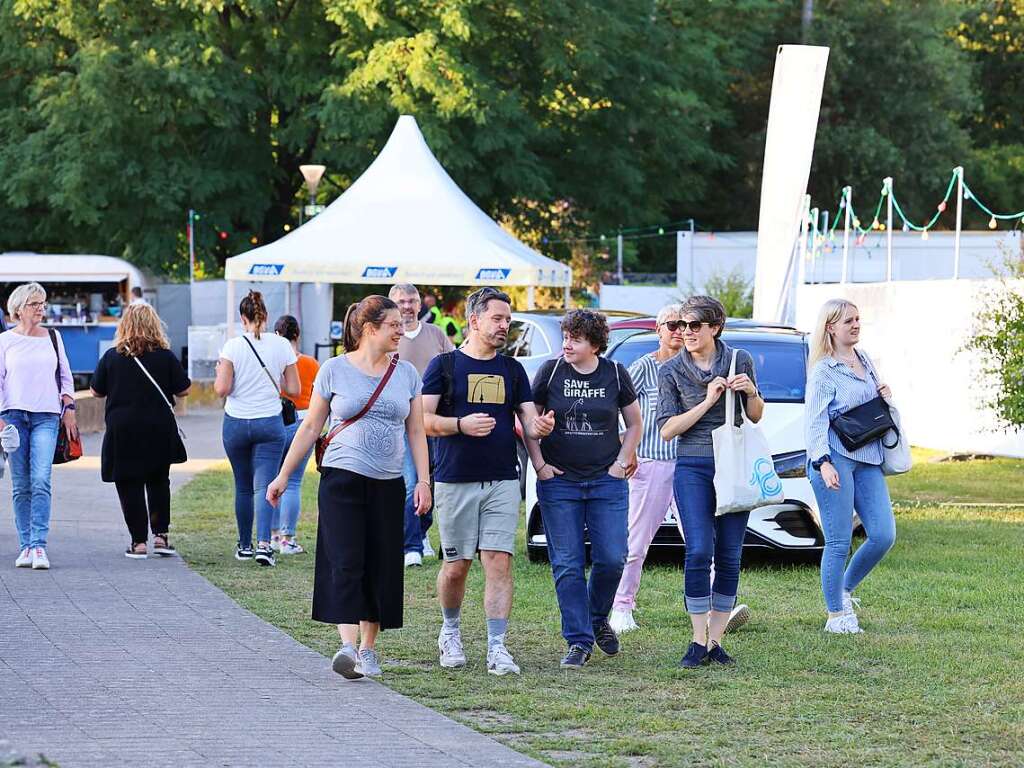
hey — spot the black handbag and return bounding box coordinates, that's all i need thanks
[830,396,899,451]
[242,336,296,426]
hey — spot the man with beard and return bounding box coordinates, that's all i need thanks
[422,287,554,676]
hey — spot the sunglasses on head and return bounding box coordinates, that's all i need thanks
[661,320,708,333]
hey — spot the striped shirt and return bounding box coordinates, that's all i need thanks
[628,353,677,461]
[805,349,885,466]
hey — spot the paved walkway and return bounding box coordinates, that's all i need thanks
[0,411,545,768]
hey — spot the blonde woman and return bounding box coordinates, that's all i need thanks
[806,299,896,634]
[91,303,190,558]
[0,282,76,570]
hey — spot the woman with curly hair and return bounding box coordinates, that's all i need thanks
[91,302,191,558]
[524,309,643,669]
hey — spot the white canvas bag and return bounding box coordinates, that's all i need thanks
[860,353,912,476]
[712,349,785,515]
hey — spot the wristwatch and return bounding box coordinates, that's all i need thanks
[616,459,629,470]
[811,454,832,471]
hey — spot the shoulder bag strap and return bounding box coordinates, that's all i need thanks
[241,335,282,396]
[134,355,187,440]
[320,355,400,452]
[47,329,63,412]
[724,348,739,428]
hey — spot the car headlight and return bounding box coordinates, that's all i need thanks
[773,450,807,479]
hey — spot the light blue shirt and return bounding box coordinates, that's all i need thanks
[628,353,677,461]
[805,349,885,466]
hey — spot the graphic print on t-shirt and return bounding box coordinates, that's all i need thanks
[561,377,606,436]
[468,373,506,405]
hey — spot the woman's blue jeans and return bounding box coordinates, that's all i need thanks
[275,418,315,536]
[3,409,60,549]
[808,453,896,613]
[537,473,628,651]
[223,414,286,546]
[673,455,749,615]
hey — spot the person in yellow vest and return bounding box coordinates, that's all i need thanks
[438,299,464,346]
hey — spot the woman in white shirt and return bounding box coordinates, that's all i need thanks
[214,291,299,566]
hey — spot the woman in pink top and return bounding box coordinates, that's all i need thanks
[0,283,77,570]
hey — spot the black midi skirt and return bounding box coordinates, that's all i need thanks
[312,468,405,629]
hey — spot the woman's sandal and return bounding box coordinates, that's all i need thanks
[152,534,176,557]
[125,543,148,559]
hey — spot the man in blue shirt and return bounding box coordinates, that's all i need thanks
[422,287,553,676]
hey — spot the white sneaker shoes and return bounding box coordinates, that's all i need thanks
[31,548,49,570]
[438,629,467,668]
[486,644,521,676]
[15,548,32,568]
[609,608,639,634]
[824,612,863,634]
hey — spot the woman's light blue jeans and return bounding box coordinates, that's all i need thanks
[3,409,60,550]
[275,418,315,537]
[808,453,896,613]
[223,414,286,546]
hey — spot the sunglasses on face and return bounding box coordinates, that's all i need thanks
[661,320,708,333]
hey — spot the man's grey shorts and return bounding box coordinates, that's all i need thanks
[434,479,520,561]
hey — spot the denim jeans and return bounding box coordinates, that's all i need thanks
[673,455,750,615]
[223,413,286,546]
[402,435,434,554]
[275,418,315,536]
[537,473,628,650]
[3,410,60,549]
[808,453,896,613]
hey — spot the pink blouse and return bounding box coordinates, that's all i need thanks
[0,330,75,414]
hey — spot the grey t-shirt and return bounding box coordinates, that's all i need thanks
[313,356,422,479]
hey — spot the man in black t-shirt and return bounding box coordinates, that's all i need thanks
[422,287,554,676]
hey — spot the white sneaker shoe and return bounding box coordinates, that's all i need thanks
[609,608,639,635]
[438,629,467,668]
[279,539,304,555]
[15,548,32,568]
[421,536,435,558]
[486,643,521,676]
[31,547,49,570]
[404,551,423,568]
[842,592,861,614]
[726,604,751,634]
[824,613,863,634]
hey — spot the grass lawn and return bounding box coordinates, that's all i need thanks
[173,453,1024,768]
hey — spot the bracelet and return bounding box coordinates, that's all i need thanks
[535,463,548,473]
[456,417,463,434]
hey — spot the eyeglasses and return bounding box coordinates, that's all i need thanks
[24,301,48,310]
[661,320,708,333]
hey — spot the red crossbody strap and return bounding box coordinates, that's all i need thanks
[321,355,400,451]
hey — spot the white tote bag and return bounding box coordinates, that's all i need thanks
[712,349,785,515]
[881,404,912,476]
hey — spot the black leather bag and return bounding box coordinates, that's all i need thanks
[831,396,899,451]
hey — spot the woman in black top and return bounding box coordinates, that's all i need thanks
[91,303,190,558]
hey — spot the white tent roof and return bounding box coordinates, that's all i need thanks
[0,252,146,287]
[225,116,571,288]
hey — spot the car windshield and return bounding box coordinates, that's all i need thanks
[608,336,807,403]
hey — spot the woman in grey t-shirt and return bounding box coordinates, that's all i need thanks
[268,295,430,681]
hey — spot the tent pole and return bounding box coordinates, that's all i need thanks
[526,285,535,310]
[226,279,236,339]
[285,282,292,315]
[563,284,571,309]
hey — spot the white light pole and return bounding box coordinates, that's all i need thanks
[883,177,894,282]
[953,166,964,280]
[841,186,851,284]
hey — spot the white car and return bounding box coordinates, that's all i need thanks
[523,321,827,562]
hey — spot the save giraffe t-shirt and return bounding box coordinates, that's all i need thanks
[422,350,532,483]
[532,357,637,482]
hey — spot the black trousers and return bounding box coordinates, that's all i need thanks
[313,468,405,629]
[114,466,171,545]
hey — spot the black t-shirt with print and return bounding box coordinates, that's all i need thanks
[532,356,637,482]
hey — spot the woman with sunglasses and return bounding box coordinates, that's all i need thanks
[657,296,762,668]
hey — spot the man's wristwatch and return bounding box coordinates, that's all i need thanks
[616,459,629,470]
[811,455,832,471]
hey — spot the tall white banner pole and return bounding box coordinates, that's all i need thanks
[841,186,851,284]
[884,177,894,282]
[953,166,964,279]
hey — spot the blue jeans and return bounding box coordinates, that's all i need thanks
[808,453,896,613]
[275,418,315,536]
[223,414,286,546]
[673,456,750,615]
[402,435,434,554]
[537,473,628,650]
[3,410,60,550]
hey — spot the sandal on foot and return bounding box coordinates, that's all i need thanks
[152,535,176,557]
[125,543,148,560]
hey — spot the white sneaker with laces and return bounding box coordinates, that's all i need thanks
[726,603,751,634]
[486,643,521,676]
[421,536,435,558]
[438,629,467,668]
[609,608,638,635]
[15,548,32,568]
[842,592,861,614]
[824,612,863,634]
[404,551,423,568]
[279,539,304,555]
[31,548,49,570]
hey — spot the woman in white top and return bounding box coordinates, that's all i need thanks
[214,290,298,566]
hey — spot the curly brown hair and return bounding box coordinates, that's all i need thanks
[114,303,170,356]
[560,309,610,354]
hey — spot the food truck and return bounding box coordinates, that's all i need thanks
[0,252,148,385]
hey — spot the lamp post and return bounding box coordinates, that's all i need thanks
[299,164,326,226]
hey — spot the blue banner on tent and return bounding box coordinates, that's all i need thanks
[475,268,511,281]
[362,266,398,279]
[249,263,285,277]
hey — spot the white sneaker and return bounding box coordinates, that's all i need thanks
[438,629,467,668]
[726,604,751,634]
[279,539,304,555]
[270,538,281,553]
[421,536,435,558]
[331,644,364,680]
[609,608,639,635]
[15,548,32,568]
[824,613,863,634]
[31,547,49,570]
[842,592,861,614]
[404,551,423,568]
[486,643,521,676]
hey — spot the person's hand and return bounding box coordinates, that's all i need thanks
[607,462,626,479]
[414,481,432,516]
[537,463,563,481]
[820,462,840,490]
[532,410,556,438]
[266,474,288,507]
[704,377,728,406]
[624,453,638,479]
[460,412,496,437]
[877,383,892,401]
[727,373,758,397]
[62,409,79,441]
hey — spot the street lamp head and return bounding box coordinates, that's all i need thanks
[300,164,326,197]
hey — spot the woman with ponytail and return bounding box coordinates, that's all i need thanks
[268,295,429,680]
[806,299,896,635]
[215,290,299,566]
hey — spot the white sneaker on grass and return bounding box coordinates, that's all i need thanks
[359,648,383,677]
[726,604,751,634]
[438,629,466,668]
[842,592,861,614]
[31,548,49,570]
[331,644,364,680]
[824,613,863,634]
[609,608,639,635]
[279,539,304,555]
[15,548,32,568]
[422,536,435,558]
[404,551,423,567]
[486,644,521,676]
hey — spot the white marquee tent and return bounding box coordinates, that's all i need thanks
[224,116,572,299]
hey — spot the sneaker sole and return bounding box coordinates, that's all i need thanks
[15,561,32,568]
[31,563,49,570]
[439,657,467,668]
[560,662,587,670]
[152,549,176,557]
[487,664,521,676]
[725,605,751,634]
[124,553,148,560]
[331,652,365,680]
[254,557,275,567]
[234,553,254,561]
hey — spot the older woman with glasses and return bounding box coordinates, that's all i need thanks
[0,283,77,570]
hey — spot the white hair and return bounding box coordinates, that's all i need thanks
[388,283,420,299]
[7,282,47,321]
[656,303,683,326]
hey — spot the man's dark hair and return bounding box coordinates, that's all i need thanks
[560,309,610,354]
[466,287,511,319]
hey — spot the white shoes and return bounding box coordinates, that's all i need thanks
[404,551,423,568]
[842,592,861,614]
[278,539,304,555]
[31,547,49,570]
[486,643,521,676]
[726,604,751,634]
[438,629,467,668]
[421,536,435,558]
[609,608,639,635]
[824,612,863,634]
[15,548,32,568]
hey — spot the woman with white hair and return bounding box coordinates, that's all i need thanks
[0,282,77,570]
